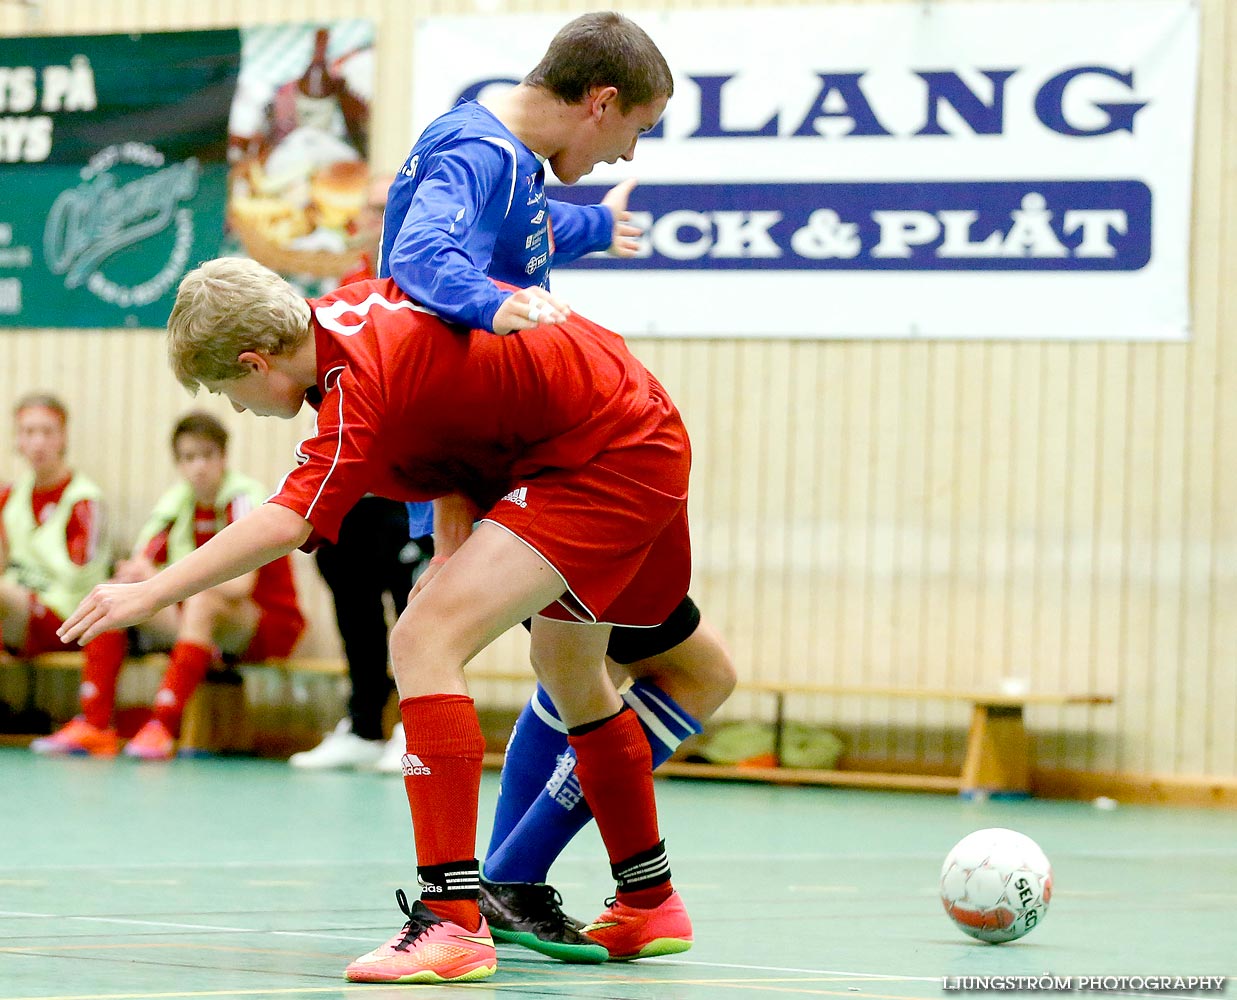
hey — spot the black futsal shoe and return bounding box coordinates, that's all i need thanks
[479,879,609,963]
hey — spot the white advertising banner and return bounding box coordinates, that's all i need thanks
[411,1,1198,339]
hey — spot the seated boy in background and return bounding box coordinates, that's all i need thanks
[33,411,305,759]
[1,393,110,661]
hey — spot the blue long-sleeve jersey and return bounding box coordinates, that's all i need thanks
[379,100,615,538]
[378,100,614,332]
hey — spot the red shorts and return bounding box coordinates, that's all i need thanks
[481,405,691,628]
[18,597,76,657]
[241,611,305,661]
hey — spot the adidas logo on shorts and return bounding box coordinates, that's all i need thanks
[501,486,528,508]
[401,753,432,776]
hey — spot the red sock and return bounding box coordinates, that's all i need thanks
[152,641,214,734]
[619,882,674,909]
[569,708,673,907]
[399,694,485,931]
[80,630,128,729]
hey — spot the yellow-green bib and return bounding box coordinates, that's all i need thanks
[2,472,110,620]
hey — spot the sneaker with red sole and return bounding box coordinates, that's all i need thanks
[124,719,175,761]
[30,717,119,757]
[582,891,693,961]
[345,889,496,984]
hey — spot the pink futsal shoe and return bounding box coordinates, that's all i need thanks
[582,891,693,961]
[345,889,496,984]
[123,719,176,761]
[30,717,118,757]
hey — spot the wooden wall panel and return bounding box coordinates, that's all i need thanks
[3,0,1234,779]
[1203,0,1237,778]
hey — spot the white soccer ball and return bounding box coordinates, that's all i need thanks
[940,827,1052,943]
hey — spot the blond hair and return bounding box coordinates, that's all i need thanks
[167,257,310,391]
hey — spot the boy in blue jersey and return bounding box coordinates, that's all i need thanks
[380,11,736,963]
[380,13,657,336]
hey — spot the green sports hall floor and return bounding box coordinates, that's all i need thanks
[1,748,1233,1000]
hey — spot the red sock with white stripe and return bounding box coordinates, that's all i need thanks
[152,640,213,734]
[399,694,485,931]
[568,707,674,908]
[81,630,128,729]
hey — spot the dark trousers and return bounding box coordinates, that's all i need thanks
[314,496,431,741]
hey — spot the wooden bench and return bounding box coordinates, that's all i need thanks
[11,654,1113,797]
[10,651,254,753]
[454,671,1113,797]
[655,681,1114,797]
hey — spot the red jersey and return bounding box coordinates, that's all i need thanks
[274,278,676,544]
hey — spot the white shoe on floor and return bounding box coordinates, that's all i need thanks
[289,718,384,770]
[373,723,406,774]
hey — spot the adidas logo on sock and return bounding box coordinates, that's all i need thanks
[401,753,432,776]
[501,486,528,508]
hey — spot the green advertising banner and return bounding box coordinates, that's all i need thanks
[0,30,238,327]
[0,21,375,328]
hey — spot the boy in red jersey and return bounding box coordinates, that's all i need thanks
[381,13,735,958]
[1,394,110,670]
[35,411,304,760]
[60,257,694,984]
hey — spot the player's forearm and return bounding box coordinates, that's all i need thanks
[547,200,613,263]
[145,503,309,612]
[432,494,476,559]
[212,569,258,601]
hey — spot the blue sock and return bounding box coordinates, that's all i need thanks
[483,685,568,863]
[483,679,702,884]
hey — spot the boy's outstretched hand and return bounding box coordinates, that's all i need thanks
[58,581,159,647]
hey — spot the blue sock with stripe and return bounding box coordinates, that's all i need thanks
[483,685,569,862]
[483,678,702,884]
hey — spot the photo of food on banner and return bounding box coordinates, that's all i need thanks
[223,21,378,293]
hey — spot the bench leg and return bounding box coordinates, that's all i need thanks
[180,673,252,755]
[772,693,786,766]
[960,704,1031,798]
[23,658,38,716]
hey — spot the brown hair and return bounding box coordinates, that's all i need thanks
[172,411,228,455]
[167,257,310,391]
[523,12,673,112]
[14,392,67,426]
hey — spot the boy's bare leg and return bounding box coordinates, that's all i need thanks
[531,616,690,957]
[347,522,563,983]
[389,523,564,696]
[617,616,736,719]
[0,580,31,651]
[482,613,723,961]
[180,587,260,654]
[531,618,619,726]
[129,588,263,760]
